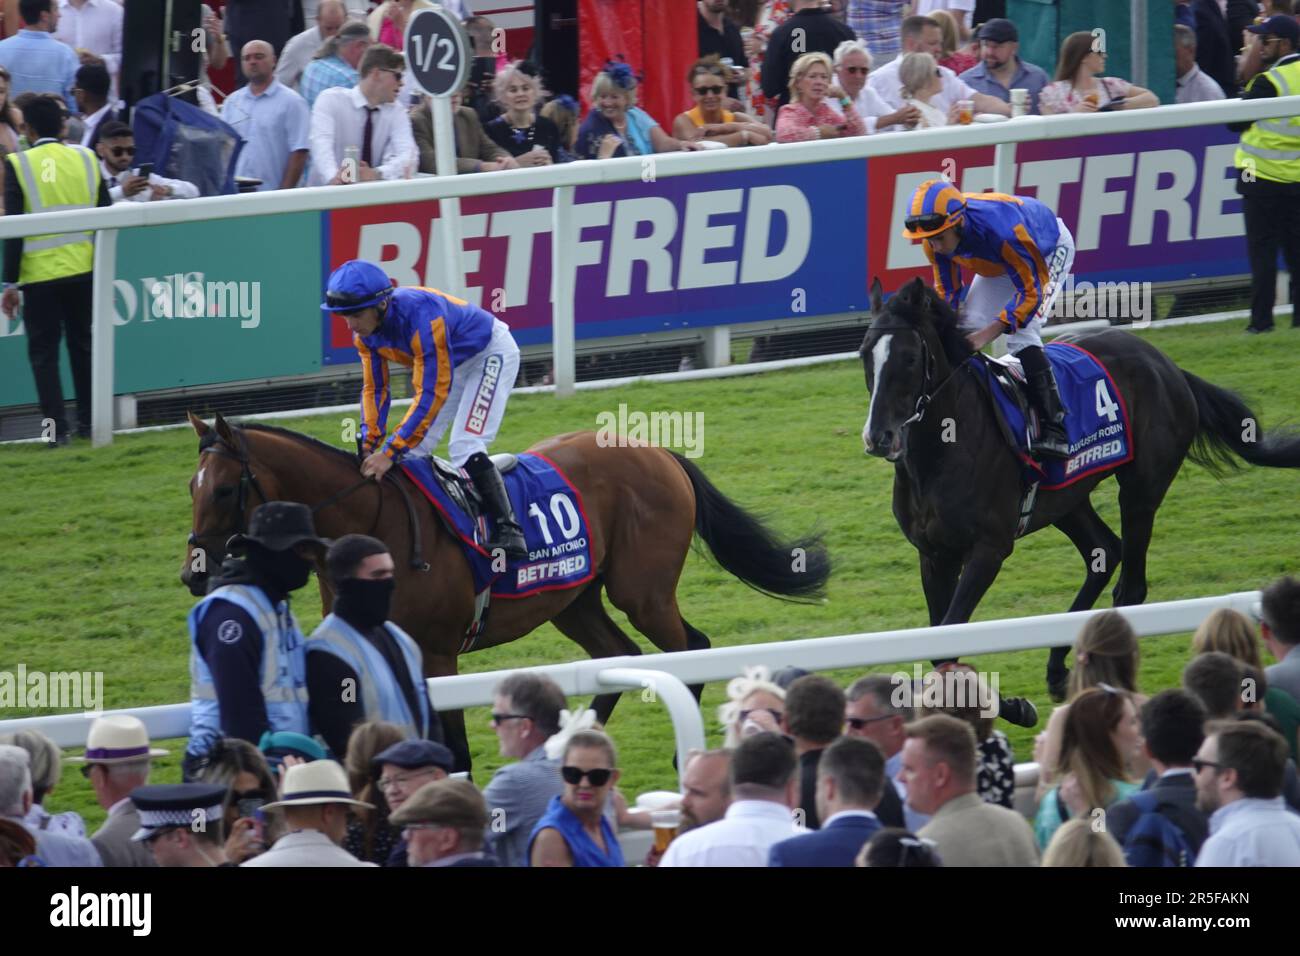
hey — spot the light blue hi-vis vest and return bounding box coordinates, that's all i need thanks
[307,614,432,741]
[187,584,310,756]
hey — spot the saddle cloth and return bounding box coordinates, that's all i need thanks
[399,452,595,598]
[968,340,1135,491]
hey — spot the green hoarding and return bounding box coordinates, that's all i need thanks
[0,212,323,408]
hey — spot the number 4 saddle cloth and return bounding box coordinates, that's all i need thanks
[400,452,595,598]
[969,340,1134,490]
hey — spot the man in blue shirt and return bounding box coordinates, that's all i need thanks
[222,40,311,190]
[300,20,371,108]
[0,0,79,111]
[958,18,1050,115]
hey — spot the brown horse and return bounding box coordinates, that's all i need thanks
[181,412,830,771]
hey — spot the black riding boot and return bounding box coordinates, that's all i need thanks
[1016,346,1071,459]
[463,452,528,560]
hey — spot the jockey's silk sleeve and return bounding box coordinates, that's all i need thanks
[357,337,391,455]
[925,241,964,310]
[997,225,1051,331]
[382,316,453,459]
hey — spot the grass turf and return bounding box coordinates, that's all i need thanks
[1,320,1297,830]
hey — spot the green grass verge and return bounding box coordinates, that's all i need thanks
[1,320,1297,831]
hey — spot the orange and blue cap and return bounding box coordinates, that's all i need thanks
[901,179,966,240]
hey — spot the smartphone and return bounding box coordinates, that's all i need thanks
[134,162,154,178]
[470,56,496,90]
[250,807,266,844]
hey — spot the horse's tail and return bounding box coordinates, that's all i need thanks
[669,452,830,601]
[1182,370,1300,476]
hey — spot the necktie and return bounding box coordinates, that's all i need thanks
[361,106,377,167]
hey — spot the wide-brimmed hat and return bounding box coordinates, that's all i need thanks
[226,501,332,555]
[262,759,374,810]
[67,714,169,764]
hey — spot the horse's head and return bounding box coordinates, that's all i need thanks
[859,277,970,461]
[181,412,269,596]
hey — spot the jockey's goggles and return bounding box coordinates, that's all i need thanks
[902,212,960,240]
[320,286,393,314]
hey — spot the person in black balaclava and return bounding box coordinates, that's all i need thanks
[184,502,330,782]
[305,535,443,761]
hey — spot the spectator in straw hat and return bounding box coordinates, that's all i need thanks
[243,759,377,866]
[67,714,168,867]
[389,778,496,866]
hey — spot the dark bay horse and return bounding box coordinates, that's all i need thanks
[860,278,1300,699]
[181,413,830,770]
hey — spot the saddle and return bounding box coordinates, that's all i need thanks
[974,353,1040,451]
[427,453,519,539]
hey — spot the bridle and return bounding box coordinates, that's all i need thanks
[189,428,430,572]
[870,321,973,433]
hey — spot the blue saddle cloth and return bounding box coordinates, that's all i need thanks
[400,453,594,598]
[969,341,1134,490]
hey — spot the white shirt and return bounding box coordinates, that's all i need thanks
[308,84,418,186]
[100,159,201,203]
[854,84,898,133]
[1195,797,1300,867]
[275,25,324,92]
[1176,63,1226,104]
[659,800,803,867]
[868,56,977,113]
[79,102,112,147]
[53,0,123,78]
[911,0,974,19]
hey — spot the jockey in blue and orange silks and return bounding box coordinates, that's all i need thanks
[902,178,1075,458]
[321,259,527,558]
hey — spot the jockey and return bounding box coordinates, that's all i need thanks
[321,259,527,559]
[901,179,1075,459]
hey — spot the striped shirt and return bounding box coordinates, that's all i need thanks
[847,0,907,65]
[299,54,359,109]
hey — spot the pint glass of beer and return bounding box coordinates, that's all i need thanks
[957,99,974,124]
[651,809,680,852]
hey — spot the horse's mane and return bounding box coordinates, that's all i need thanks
[879,278,975,369]
[201,420,357,468]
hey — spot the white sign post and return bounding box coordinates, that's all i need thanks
[405,7,470,294]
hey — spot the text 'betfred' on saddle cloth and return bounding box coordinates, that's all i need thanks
[400,453,595,598]
[973,340,1135,490]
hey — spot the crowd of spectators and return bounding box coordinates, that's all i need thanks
[3,572,1298,868]
[5,0,1289,202]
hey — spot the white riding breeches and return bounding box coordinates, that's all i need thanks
[408,319,520,466]
[959,218,1076,352]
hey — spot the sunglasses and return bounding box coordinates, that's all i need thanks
[905,213,949,233]
[109,145,136,157]
[490,712,527,725]
[845,714,894,730]
[739,707,783,724]
[1192,758,1221,773]
[694,85,725,95]
[561,766,613,786]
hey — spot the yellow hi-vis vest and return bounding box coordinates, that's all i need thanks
[1234,57,1300,185]
[5,140,100,285]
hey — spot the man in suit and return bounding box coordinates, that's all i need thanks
[69,714,167,867]
[768,736,884,866]
[908,715,1040,866]
[1261,575,1300,704]
[72,63,116,149]
[1193,0,1237,94]
[782,675,846,830]
[844,674,918,830]
[1105,690,1210,861]
[242,760,376,867]
[411,86,517,174]
[389,778,497,867]
[0,745,102,866]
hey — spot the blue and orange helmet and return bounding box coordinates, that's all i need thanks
[901,178,967,240]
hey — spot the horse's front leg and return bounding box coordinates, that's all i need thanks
[919,551,961,628]
[941,541,1011,625]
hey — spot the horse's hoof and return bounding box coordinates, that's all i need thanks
[999,696,1039,729]
[1047,670,1070,703]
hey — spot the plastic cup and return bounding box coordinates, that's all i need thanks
[957,99,974,124]
[651,809,681,852]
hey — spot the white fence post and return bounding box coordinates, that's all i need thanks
[597,667,707,789]
[550,184,577,397]
[91,229,118,447]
